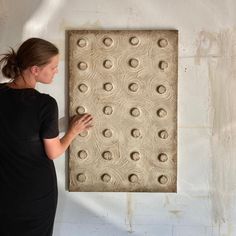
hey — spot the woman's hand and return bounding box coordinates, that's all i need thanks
[43,113,93,160]
[69,113,93,136]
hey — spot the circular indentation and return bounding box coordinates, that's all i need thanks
[129,174,139,183]
[103,129,113,138]
[158,153,168,162]
[78,61,88,70]
[76,106,86,114]
[103,83,113,91]
[130,152,140,161]
[103,60,113,69]
[158,130,168,139]
[77,173,86,182]
[158,38,168,48]
[78,150,88,159]
[103,37,113,47]
[157,108,167,118]
[102,151,112,160]
[159,61,168,70]
[79,130,88,137]
[101,173,111,182]
[129,36,139,46]
[128,83,139,92]
[129,58,139,68]
[103,106,113,115]
[158,175,168,184]
[130,108,140,117]
[78,83,88,93]
[77,38,87,48]
[131,129,141,138]
[156,85,167,94]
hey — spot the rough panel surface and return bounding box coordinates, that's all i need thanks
[68,30,178,192]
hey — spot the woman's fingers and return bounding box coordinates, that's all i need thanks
[69,114,94,135]
[79,115,93,124]
[79,113,92,123]
[84,117,93,125]
[85,124,93,128]
[75,113,93,127]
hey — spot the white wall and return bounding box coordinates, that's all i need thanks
[1,0,235,235]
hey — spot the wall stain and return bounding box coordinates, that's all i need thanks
[169,210,182,219]
[0,0,8,32]
[195,29,236,235]
[195,31,219,65]
[127,193,133,233]
[163,195,170,207]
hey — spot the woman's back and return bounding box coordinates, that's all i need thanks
[0,37,93,236]
[0,83,58,235]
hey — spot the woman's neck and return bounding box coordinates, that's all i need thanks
[9,71,36,89]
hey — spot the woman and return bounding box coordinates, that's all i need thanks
[0,38,93,235]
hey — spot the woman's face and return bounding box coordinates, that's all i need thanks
[36,55,59,84]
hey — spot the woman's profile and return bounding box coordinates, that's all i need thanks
[0,38,93,236]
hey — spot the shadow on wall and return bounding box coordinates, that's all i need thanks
[54,188,138,236]
[0,0,40,82]
[0,0,65,79]
[21,0,66,40]
[0,0,40,54]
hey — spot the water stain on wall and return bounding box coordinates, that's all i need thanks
[195,29,236,233]
[163,195,170,207]
[0,0,8,35]
[169,209,183,220]
[127,193,133,233]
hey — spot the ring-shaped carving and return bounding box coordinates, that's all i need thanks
[77,173,86,182]
[78,61,88,70]
[77,38,87,48]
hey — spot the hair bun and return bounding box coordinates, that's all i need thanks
[8,49,18,65]
[0,48,21,78]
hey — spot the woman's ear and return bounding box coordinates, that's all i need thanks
[30,65,40,76]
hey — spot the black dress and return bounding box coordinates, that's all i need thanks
[0,83,59,236]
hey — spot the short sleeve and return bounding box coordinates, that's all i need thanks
[39,95,59,139]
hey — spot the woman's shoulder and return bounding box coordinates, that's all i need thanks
[39,92,57,103]
[38,92,58,110]
[38,93,58,117]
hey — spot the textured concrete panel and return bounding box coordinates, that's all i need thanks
[68,30,178,192]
